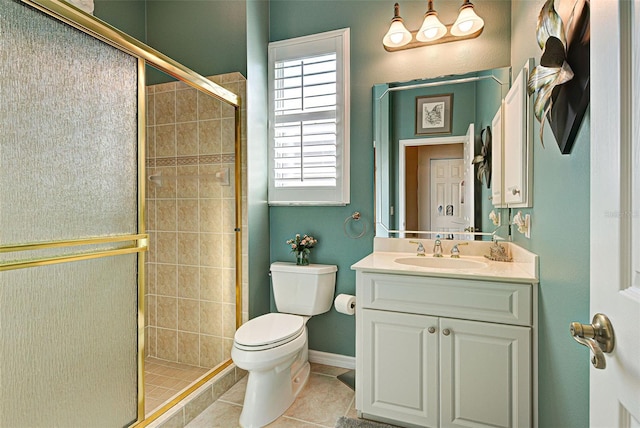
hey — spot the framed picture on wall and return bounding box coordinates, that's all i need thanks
[415,94,453,135]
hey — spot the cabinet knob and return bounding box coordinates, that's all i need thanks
[442,328,451,336]
[428,327,436,334]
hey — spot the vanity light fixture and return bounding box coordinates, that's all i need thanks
[383,0,485,52]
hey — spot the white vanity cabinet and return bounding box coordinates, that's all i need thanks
[355,272,535,428]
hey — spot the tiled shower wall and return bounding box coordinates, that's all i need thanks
[145,72,247,369]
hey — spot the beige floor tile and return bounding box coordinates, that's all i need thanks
[145,399,165,415]
[283,373,354,426]
[158,375,185,389]
[267,415,330,427]
[185,364,352,428]
[218,376,247,405]
[146,373,161,385]
[145,357,213,417]
[187,401,242,428]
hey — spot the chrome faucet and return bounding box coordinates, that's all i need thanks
[409,240,426,256]
[433,239,443,257]
[450,242,469,258]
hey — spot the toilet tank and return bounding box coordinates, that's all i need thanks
[270,262,337,316]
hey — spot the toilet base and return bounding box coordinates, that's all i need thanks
[237,347,310,428]
[240,361,311,428]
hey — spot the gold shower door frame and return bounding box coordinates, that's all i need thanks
[11,1,243,425]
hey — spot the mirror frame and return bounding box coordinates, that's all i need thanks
[374,69,510,239]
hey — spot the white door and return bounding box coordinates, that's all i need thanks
[429,158,465,232]
[589,1,640,426]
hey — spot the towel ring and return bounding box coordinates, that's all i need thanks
[344,211,367,239]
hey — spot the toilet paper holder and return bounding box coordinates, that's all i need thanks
[334,294,356,315]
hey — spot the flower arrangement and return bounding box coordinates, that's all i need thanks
[286,233,318,265]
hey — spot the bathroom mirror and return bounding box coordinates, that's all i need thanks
[373,67,510,240]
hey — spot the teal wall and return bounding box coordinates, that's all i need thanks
[246,0,271,319]
[268,0,511,356]
[510,2,590,428]
[96,2,591,426]
[527,114,590,428]
[95,0,248,79]
[146,0,247,78]
[392,82,477,139]
[94,0,146,42]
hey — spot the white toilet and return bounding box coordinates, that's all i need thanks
[231,262,337,428]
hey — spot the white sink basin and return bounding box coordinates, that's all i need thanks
[395,257,488,270]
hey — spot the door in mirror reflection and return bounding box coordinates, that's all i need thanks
[399,124,474,238]
[430,158,465,232]
[405,146,465,232]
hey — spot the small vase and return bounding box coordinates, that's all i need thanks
[296,252,310,266]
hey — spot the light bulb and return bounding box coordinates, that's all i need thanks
[423,27,439,39]
[457,20,474,33]
[390,31,405,45]
[451,1,484,36]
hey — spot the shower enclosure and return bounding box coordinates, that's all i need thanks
[144,71,247,416]
[0,0,244,425]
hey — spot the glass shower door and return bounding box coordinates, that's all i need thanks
[0,1,144,426]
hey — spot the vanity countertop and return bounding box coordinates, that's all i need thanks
[351,238,538,283]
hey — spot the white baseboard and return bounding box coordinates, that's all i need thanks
[308,350,355,370]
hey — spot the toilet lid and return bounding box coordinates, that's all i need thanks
[234,313,305,350]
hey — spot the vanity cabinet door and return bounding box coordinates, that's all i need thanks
[361,308,439,427]
[503,59,533,208]
[439,318,532,428]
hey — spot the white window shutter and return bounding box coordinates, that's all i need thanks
[268,28,350,206]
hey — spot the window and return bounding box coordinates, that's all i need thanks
[268,28,350,205]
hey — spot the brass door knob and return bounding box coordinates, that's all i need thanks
[570,313,615,369]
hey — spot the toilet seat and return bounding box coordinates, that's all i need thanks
[234,313,305,351]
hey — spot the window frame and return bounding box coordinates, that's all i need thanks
[267,28,350,206]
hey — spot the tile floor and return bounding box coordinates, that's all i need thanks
[186,363,360,427]
[145,357,211,416]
